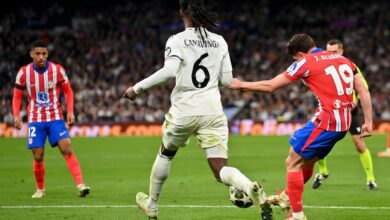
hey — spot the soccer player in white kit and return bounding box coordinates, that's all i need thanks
[123,0,272,219]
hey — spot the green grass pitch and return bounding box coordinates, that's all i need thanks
[0,135,389,219]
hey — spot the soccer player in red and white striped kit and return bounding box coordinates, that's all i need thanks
[231,34,372,220]
[12,40,90,198]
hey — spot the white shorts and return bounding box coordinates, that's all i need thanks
[162,113,228,158]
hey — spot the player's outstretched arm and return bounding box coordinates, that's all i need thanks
[354,74,372,138]
[12,88,23,130]
[122,58,180,101]
[230,73,292,92]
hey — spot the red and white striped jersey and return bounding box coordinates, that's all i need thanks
[15,61,69,122]
[283,49,357,132]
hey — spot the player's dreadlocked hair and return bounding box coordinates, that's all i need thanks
[179,0,220,42]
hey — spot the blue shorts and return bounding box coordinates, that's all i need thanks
[27,120,71,149]
[289,122,347,160]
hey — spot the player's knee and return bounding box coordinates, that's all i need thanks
[34,155,44,162]
[160,144,177,159]
[61,149,73,156]
[58,139,73,156]
[285,156,301,171]
[59,145,73,156]
[285,157,292,168]
[32,150,44,162]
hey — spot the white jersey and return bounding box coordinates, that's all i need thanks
[166,27,233,116]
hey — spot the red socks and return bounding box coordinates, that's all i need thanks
[285,169,312,213]
[33,160,45,190]
[64,153,84,186]
[286,171,304,213]
[302,167,313,183]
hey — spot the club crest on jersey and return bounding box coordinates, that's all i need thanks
[37,91,50,104]
[333,99,341,109]
[48,81,54,90]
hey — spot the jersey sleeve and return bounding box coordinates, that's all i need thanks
[14,68,26,90]
[164,35,183,62]
[219,38,233,87]
[57,65,69,85]
[283,58,309,81]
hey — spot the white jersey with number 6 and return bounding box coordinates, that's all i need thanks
[166,27,232,116]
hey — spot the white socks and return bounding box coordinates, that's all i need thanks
[148,162,253,208]
[148,153,171,209]
[219,166,252,195]
[292,211,305,219]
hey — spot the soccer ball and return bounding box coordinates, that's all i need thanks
[229,186,253,208]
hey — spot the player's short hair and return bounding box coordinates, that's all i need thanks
[31,40,47,50]
[327,39,343,49]
[286,34,316,56]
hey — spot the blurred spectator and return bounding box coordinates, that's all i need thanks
[0,0,389,123]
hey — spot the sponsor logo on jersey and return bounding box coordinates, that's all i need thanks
[35,102,53,108]
[35,91,52,107]
[59,131,67,136]
[37,91,50,103]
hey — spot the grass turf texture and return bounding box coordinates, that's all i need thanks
[0,135,389,219]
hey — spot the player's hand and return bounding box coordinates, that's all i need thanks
[360,122,373,138]
[230,78,242,90]
[14,116,22,130]
[122,86,138,101]
[67,112,75,126]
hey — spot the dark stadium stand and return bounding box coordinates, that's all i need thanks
[1,0,389,123]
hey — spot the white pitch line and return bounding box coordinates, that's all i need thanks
[1,205,390,210]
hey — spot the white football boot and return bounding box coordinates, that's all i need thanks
[249,181,273,220]
[136,192,158,219]
[31,189,45,198]
[77,184,90,197]
[268,190,290,209]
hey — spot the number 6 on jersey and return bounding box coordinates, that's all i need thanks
[192,53,210,88]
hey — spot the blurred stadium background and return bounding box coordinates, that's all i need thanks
[0,0,389,219]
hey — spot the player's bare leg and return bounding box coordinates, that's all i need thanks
[31,147,45,198]
[57,138,90,197]
[280,147,317,220]
[137,144,176,219]
[208,155,272,220]
[352,135,377,189]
